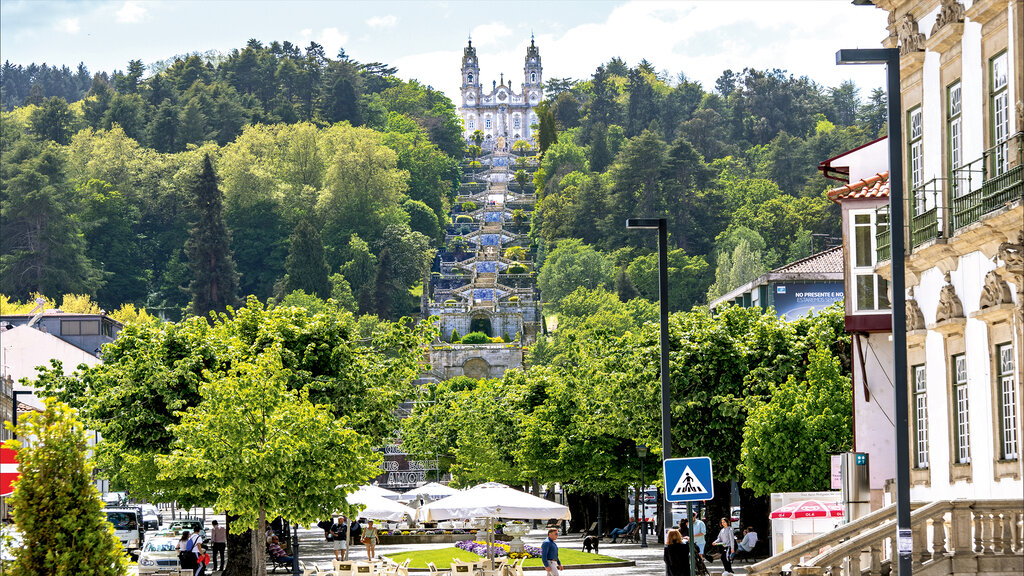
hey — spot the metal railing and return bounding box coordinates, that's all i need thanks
[875,205,891,262]
[951,131,1022,231]
[909,178,945,248]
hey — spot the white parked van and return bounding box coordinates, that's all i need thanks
[104,507,144,555]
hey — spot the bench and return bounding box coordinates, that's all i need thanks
[267,550,293,573]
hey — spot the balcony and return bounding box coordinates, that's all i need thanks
[909,178,944,248]
[951,131,1022,231]
[875,205,890,262]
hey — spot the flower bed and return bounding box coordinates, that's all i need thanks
[455,540,542,559]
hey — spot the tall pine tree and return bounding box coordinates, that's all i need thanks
[185,154,239,318]
[283,218,331,299]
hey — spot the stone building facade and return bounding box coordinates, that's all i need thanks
[458,37,543,147]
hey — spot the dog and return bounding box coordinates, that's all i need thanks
[582,535,600,554]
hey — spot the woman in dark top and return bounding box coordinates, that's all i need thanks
[664,529,691,576]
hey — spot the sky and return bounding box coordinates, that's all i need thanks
[1,0,890,102]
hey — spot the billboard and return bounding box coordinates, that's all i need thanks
[772,282,843,319]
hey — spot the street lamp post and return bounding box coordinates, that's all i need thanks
[836,47,911,576]
[625,218,671,540]
[637,443,648,548]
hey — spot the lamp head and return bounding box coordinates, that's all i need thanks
[625,218,662,229]
[636,443,648,457]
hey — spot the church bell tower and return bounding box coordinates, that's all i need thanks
[523,34,543,107]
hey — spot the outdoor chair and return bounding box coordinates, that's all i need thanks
[332,560,356,576]
[450,560,478,574]
[624,523,642,544]
[582,521,599,535]
[354,561,378,575]
[426,562,451,576]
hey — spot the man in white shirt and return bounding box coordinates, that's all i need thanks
[736,526,759,560]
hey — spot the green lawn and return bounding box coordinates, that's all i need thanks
[384,547,623,569]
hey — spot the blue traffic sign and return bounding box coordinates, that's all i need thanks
[663,457,714,502]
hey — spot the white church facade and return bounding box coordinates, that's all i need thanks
[458,37,543,148]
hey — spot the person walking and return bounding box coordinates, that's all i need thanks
[331,516,349,561]
[691,516,706,555]
[541,528,563,576]
[210,520,227,572]
[362,519,378,559]
[711,517,736,576]
[664,529,691,576]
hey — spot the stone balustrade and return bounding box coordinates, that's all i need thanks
[750,499,1023,576]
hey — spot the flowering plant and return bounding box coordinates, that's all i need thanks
[455,540,541,559]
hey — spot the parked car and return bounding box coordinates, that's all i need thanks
[137,535,181,575]
[141,504,161,531]
[1,526,22,567]
[164,518,209,547]
[103,506,144,556]
[102,491,127,506]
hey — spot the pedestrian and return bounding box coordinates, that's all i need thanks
[362,519,378,559]
[711,517,736,576]
[541,527,563,576]
[691,516,706,555]
[331,515,349,561]
[211,519,227,572]
[664,529,691,576]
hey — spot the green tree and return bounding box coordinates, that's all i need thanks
[79,179,148,308]
[159,345,380,575]
[740,331,852,495]
[283,218,331,299]
[6,401,128,576]
[536,239,613,311]
[28,96,76,144]
[536,102,558,156]
[185,154,240,317]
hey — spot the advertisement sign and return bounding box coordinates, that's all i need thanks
[772,282,844,319]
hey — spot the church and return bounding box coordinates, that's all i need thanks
[458,36,543,147]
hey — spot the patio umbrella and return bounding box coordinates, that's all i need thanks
[353,484,403,501]
[417,482,570,522]
[401,482,460,500]
[769,499,844,519]
[346,490,416,522]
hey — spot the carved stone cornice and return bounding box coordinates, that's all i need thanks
[970,301,1016,325]
[935,272,965,323]
[906,293,926,331]
[926,20,964,53]
[929,316,966,336]
[997,230,1024,280]
[979,270,1014,309]
[907,328,928,347]
[897,13,927,56]
[964,0,1006,26]
[900,51,927,80]
[932,0,966,34]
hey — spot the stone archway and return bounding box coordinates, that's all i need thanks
[463,357,490,379]
[470,315,493,337]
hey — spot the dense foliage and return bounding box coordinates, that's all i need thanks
[2,41,460,320]
[6,401,129,576]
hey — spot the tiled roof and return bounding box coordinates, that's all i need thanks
[827,171,889,203]
[772,246,843,275]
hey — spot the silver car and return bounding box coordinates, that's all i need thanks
[137,536,181,575]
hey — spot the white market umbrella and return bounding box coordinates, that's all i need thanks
[346,490,415,522]
[417,482,571,522]
[354,484,403,501]
[401,482,460,500]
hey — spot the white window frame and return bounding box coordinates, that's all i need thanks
[914,364,929,468]
[947,81,964,197]
[908,106,924,213]
[997,344,1018,460]
[849,210,891,312]
[953,354,970,464]
[990,52,1009,175]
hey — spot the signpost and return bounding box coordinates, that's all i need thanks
[664,457,714,576]
[1,440,19,497]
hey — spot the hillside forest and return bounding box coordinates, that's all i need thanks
[1,42,885,320]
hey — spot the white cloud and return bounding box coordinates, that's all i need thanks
[300,28,312,39]
[318,27,349,58]
[116,1,146,24]
[470,22,512,47]
[366,14,397,29]
[55,17,79,34]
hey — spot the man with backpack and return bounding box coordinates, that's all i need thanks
[178,530,205,575]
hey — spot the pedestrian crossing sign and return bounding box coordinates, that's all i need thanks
[663,457,714,502]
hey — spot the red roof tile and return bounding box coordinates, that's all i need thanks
[772,246,843,275]
[827,171,889,203]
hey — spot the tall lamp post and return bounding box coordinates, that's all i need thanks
[836,47,911,576]
[625,218,671,540]
[637,443,648,548]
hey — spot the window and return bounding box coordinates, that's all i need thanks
[953,354,970,464]
[997,344,1018,460]
[467,118,474,130]
[914,365,929,468]
[947,81,964,196]
[61,319,100,336]
[851,211,891,312]
[990,52,1009,175]
[485,117,492,129]
[513,116,520,129]
[467,72,474,84]
[531,72,536,83]
[908,106,924,212]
